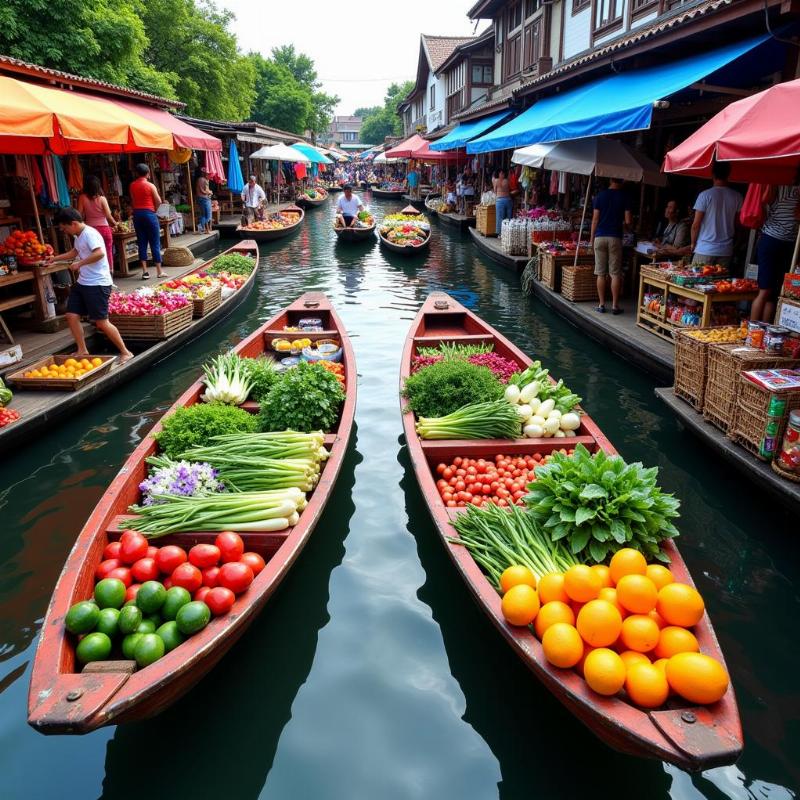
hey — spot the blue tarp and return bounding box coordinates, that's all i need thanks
[430,110,514,151]
[467,35,771,153]
[226,139,244,193]
[291,143,332,165]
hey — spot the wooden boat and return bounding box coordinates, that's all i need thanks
[438,210,476,231]
[28,291,356,734]
[334,222,376,242]
[424,195,440,217]
[378,215,431,256]
[236,205,304,241]
[326,184,343,193]
[399,291,743,772]
[0,242,260,456]
[295,188,329,209]
[371,187,406,199]
[402,194,428,211]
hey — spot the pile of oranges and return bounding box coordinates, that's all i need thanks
[24,357,104,380]
[499,548,729,709]
[0,230,53,263]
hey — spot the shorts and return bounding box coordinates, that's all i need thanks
[342,214,355,226]
[756,232,794,297]
[67,283,112,320]
[692,253,732,269]
[593,237,623,276]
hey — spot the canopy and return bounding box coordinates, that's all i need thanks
[250,143,310,162]
[292,142,332,165]
[226,139,244,193]
[468,34,772,153]
[663,77,800,183]
[430,110,513,151]
[385,134,428,159]
[374,153,402,164]
[410,140,467,162]
[204,148,225,184]
[109,99,221,151]
[0,75,173,155]
[511,138,666,185]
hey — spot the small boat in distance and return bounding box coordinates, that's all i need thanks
[236,205,304,241]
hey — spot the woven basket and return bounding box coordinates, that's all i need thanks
[162,247,195,268]
[540,251,559,291]
[109,304,193,340]
[192,286,222,318]
[729,378,800,460]
[673,328,741,411]
[561,265,596,302]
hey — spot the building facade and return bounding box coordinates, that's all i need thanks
[320,115,371,152]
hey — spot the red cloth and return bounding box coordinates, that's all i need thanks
[205,149,225,183]
[294,162,307,180]
[130,176,156,211]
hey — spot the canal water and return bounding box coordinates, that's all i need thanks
[0,198,796,799]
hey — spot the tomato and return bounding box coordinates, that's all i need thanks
[217,562,254,595]
[107,566,132,587]
[215,532,244,564]
[453,457,462,466]
[125,583,141,602]
[454,480,465,492]
[202,566,220,587]
[442,468,453,480]
[131,557,159,583]
[436,463,446,475]
[240,552,265,576]
[156,545,187,575]
[482,484,492,495]
[171,563,203,593]
[206,587,236,616]
[146,546,159,560]
[103,542,122,560]
[96,558,122,581]
[194,586,212,603]
[442,492,453,502]
[189,544,221,569]
[162,577,173,590]
[119,531,148,565]
[447,500,456,507]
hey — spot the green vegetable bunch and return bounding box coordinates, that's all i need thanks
[0,378,12,407]
[525,444,680,564]
[155,403,258,458]
[403,358,504,418]
[243,356,280,402]
[206,254,256,276]
[259,362,345,433]
[509,361,581,414]
[416,342,493,359]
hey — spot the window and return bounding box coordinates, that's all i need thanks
[523,18,542,69]
[503,34,521,80]
[593,0,622,30]
[430,84,436,110]
[471,63,493,85]
[508,1,523,31]
[525,0,541,15]
[573,0,590,11]
[631,0,657,12]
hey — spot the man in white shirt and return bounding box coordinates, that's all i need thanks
[241,175,266,225]
[52,207,133,363]
[335,185,364,228]
[690,161,743,268]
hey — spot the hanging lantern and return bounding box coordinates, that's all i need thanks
[168,147,192,165]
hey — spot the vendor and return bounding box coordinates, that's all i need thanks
[51,207,133,364]
[690,161,742,267]
[129,163,165,280]
[654,200,691,257]
[407,167,420,200]
[493,170,512,235]
[241,175,266,225]
[335,185,364,228]
[195,170,213,234]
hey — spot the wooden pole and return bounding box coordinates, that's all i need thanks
[574,170,592,268]
[27,156,45,242]
[186,162,196,233]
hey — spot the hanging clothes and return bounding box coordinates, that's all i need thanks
[294,162,307,181]
[42,155,59,204]
[549,170,558,196]
[53,156,72,207]
[67,156,83,191]
[558,171,567,194]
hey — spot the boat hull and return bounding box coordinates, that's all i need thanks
[295,191,328,209]
[334,224,376,242]
[379,232,430,255]
[371,189,406,199]
[236,206,304,240]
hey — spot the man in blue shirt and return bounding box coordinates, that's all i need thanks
[591,178,632,314]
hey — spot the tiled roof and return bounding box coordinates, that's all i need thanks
[435,27,494,76]
[0,54,182,108]
[421,35,476,72]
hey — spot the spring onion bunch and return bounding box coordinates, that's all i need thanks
[201,352,253,405]
[507,361,581,415]
[416,400,521,440]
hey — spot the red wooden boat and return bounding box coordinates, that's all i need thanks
[400,292,742,771]
[28,292,356,734]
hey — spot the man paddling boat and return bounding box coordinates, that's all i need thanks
[335,185,365,228]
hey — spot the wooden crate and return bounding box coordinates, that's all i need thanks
[560,265,596,302]
[192,286,222,318]
[109,304,193,341]
[6,354,116,391]
[475,205,496,237]
[729,377,800,459]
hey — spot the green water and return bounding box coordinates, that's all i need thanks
[1,200,797,799]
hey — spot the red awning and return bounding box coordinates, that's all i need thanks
[663,78,800,183]
[410,141,467,162]
[385,134,429,160]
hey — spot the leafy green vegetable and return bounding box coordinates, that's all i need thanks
[155,404,258,459]
[508,360,581,414]
[243,356,280,402]
[524,444,680,564]
[416,341,493,359]
[0,378,12,407]
[259,362,344,433]
[403,358,504,418]
[206,253,256,275]
[416,400,521,440]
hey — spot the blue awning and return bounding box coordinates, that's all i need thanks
[430,110,514,151]
[467,35,772,154]
[291,143,332,164]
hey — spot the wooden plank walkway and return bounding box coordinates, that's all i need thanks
[468,227,529,273]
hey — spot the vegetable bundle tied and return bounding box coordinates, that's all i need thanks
[202,352,253,405]
[416,400,522,440]
[508,361,581,415]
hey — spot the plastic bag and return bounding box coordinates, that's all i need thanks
[739,183,766,229]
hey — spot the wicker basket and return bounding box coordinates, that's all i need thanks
[109,304,193,340]
[192,286,222,318]
[673,328,742,411]
[561,265,596,302]
[729,378,800,459]
[162,247,195,268]
[540,251,559,291]
[475,205,496,237]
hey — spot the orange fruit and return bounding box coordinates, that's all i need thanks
[609,548,647,585]
[563,565,602,603]
[534,600,574,640]
[625,663,669,708]
[91,357,103,366]
[616,574,658,614]
[652,658,670,677]
[653,626,700,660]
[590,564,613,588]
[646,564,674,590]
[657,583,705,628]
[576,599,622,647]
[570,600,586,618]
[575,643,596,677]
[537,573,569,605]
[619,614,660,653]
[648,609,666,629]
[598,587,628,619]
[501,584,540,626]
[666,653,729,704]
[500,565,537,594]
[583,648,627,696]
[619,650,650,671]
[542,623,584,668]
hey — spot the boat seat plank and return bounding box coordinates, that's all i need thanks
[413,333,492,344]
[82,660,137,675]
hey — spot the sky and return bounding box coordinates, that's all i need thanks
[217,0,484,115]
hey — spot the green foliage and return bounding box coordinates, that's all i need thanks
[524,445,681,564]
[206,254,255,275]
[360,81,414,144]
[353,106,381,120]
[403,359,504,419]
[243,357,280,402]
[258,363,345,433]
[155,404,258,459]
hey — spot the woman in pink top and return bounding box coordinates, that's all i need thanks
[77,175,116,269]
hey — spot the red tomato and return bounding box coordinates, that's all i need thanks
[171,562,203,593]
[189,544,221,569]
[194,586,212,603]
[215,532,244,564]
[125,583,141,602]
[119,531,148,565]
[217,562,254,595]
[107,567,132,587]
[146,546,159,560]
[96,558,122,581]
[156,545,187,575]
[103,542,122,560]
[206,587,236,616]
[131,557,159,583]
[436,463,446,475]
[162,577,173,590]
[202,566,220,588]
[240,552,265,576]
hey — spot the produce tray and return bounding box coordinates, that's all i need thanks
[672,327,742,411]
[192,286,222,318]
[6,354,116,391]
[109,304,193,340]
[560,265,596,302]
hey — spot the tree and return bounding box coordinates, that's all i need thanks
[248,54,312,134]
[360,81,414,144]
[354,106,380,120]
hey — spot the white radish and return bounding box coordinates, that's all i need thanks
[516,404,533,419]
[547,409,562,420]
[560,412,581,431]
[543,417,560,436]
[538,398,555,416]
[528,397,541,413]
[523,423,544,438]
[554,429,567,438]
[519,382,540,403]
[530,414,547,426]
[504,384,521,404]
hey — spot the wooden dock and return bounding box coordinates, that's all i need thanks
[438,211,475,230]
[468,227,529,273]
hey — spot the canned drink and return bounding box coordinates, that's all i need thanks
[759,435,778,460]
[767,394,787,417]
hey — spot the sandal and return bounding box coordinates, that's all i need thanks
[612,307,624,315]
[595,305,606,313]
[141,271,150,280]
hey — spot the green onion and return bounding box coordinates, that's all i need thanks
[416,400,522,440]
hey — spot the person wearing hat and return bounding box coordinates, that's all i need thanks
[335,185,364,228]
[241,175,266,226]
